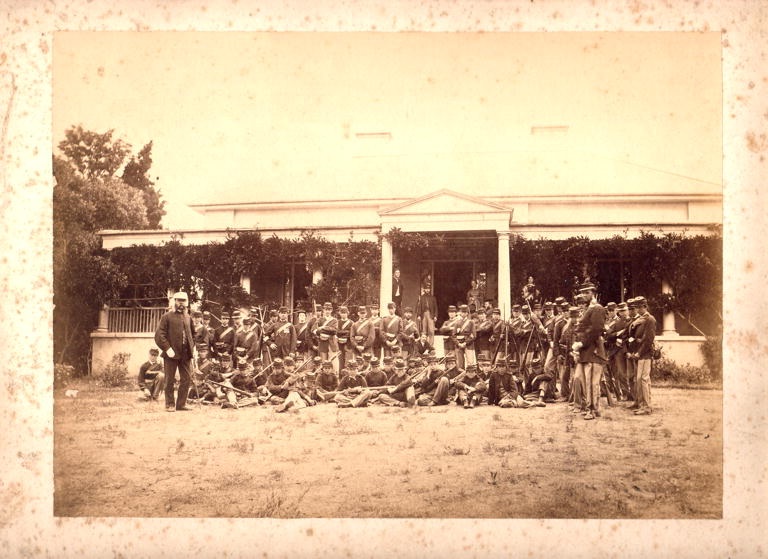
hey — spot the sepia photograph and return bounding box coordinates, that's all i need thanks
[51,31,724,519]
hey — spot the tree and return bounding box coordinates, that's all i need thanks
[53,145,151,370]
[121,141,166,228]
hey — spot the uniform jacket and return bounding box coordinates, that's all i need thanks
[154,309,195,361]
[314,315,339,353]
[399,318,419,348]
[575,301,608,364]
[336,318,354,347]
[351,317,375,352]
[381,314,402,348]
[138,360,163,388]
[272,320,297,356]
[605,315,630,358]
[633,312,657,359]
[213,323,236,355]
[452,316,477,349]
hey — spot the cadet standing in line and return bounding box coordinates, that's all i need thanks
[628,296,656,415]
[336,305,354,372]
[351,305,376,359]
[399,307,419,359]
[572,282,608,420]
[381,302,402,357]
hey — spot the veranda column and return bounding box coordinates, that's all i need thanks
[240,274,251,294]
[497,231,511,317]
[379,236,393,306]
[661,279,678,335]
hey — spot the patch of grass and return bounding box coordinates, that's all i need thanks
[408,436,416,449]
[229,438,255,454]
[268,469,284,482]
[444,445,471,456]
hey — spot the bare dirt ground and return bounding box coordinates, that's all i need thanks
[54,383,722,518]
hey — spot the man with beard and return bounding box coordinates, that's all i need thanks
[154,291,196,412]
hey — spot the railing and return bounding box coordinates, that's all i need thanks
[106,307,168,333]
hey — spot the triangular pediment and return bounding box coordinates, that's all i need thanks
[379,189,511,216]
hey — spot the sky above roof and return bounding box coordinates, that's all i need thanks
[53,32,722,227]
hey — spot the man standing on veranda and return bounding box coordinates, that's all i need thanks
[154,291,196,412]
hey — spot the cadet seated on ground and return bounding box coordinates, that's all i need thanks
[138,347,165,401]
[454,363,487,409]
[494,358,534,409]
[334,362,373,408]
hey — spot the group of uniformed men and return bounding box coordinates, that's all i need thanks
[140,282,657,418]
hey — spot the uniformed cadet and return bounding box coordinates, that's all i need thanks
[138,347,165,401]
[370,303,383,360]
[213,312,235,358]
[260,309,279,364]
[207,352,239,409]
[572,282,608,420]
[454,363,487,408]
[315,360,340,402]
[275,356,316,412]
[552,300,571,400]
[541,302,557,381]
[453,304,477,370]
[600,301,621,400]
[264,358,290,404]
[507,304,524,363]
[336,305,354,371]
[202,311,216,351]
[306,304,322,357]
[371,358,416,407]
[495,358,533,408]
[236,316,259,362]
[416,356,451,406]
[559,306,581,408]
[605,302,631,400]
[488,308,505,363]
[442,353,464,402]
[622,298,640,404]
[232,310,244,340]
[474,308,494,360]
[271,307,297,358]
[365,357,389,388]
[192,311,210,349]
[627,296,656,415]
[314,302,338,371]
[380,302,402,357]
[334,364,373,408]
[351,305,376,358]
[398,307,419,359]
[439,305,460,356]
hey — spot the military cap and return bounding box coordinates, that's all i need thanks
[202,310,211,318]
[312,356,322,365]
[554,296,566,305]
[347,360,358,369]
[382,356,393,364]
[426,354,438,363]
[358,305,368,313]
[362,353,372,362]
[626,297,638,308]
[391,345,402,353]
[253,357,263,365]
[370,357,380,365]
[272,357,284,367]
[235,346,247,356]
[560,300,570,309]
[533,303,542,310]
[214,341,225,350]
[295,307,307,315]
[195,342,209,351]
[269,309,279,317]
[172,291,189,301]
[579,281,597,292]
[512,304,521,311]
[616,302,628,312]
[322,302,333,310]
[219,352,232,361]
[634,296,648,306]
[283,356,295,366]
[149,347,160,355]
[339,305,349,313]
[575,294,588,304]
[221,312,230,320]
[232,310,241,319]
[447,305,457,312]
[606,302,617,310]
[250,307,259,316]
[477,356,490,363]
[242,316,252,325]
[466,364,478,371]
[459,304,469,312]
[314,303,323,311]
[521,305,531,314]
[394,358,406,369]
[445,354,457,362]
[322,360,333,368]
[492,307,501,314]
[237,355,249,365]
[495,359,508,370]
[409,356,421,365]
[192,310,202,318]
[278,306,289,314]
[543,301,554,309]
[569,306,580,317]
[370,302,379,308]
[403,306,413,313]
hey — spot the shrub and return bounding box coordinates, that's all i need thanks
[96,352,131,388]
[54,363,77,389]
[700,335,722,380]
[652,357,714,385]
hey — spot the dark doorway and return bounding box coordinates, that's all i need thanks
[433,261,474,324]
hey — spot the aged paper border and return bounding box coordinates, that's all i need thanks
[1,0,765,557]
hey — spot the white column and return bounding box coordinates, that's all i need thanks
[661,279,679,336]
[240,274,251,294]
[97,304,109,332]
[497,231,511,318]
[166,288,174,310]
[380,237,393,306]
